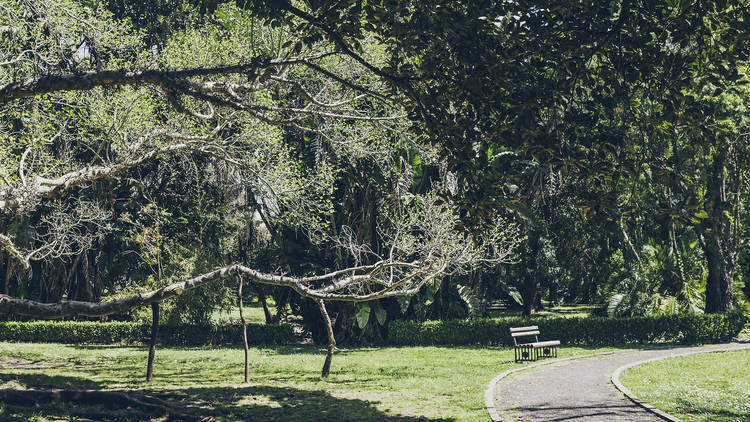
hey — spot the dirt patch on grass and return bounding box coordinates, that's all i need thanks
[0,356,54,370]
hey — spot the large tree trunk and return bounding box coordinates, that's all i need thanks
[701,229,734,313]
[698,149,735,314]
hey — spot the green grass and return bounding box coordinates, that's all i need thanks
[211,299,278,324]
[0,342,616,421]
[487,304,600,319]
[620,349,750,422]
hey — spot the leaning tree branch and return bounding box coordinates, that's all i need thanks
[0,259,444,319]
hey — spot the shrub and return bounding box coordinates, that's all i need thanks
[387,311,748,346]
[0,321,294,346]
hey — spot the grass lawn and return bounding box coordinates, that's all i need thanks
[486,304,599,319]
[211,299,278,324]
[0,342,615,421]
[620,349,750,422]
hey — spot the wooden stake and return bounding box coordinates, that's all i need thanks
[146,302,159,382]
[238,276,249,383]
[317,299,335,378]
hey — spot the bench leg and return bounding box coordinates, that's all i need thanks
[515,346,535,362]
[536,346,558,359]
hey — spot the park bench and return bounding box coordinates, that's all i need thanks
[510,326,560,362]
[486,300,511,312]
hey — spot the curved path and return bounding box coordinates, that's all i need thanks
[490,343,750,421]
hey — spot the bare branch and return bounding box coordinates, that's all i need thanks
[0,53,336,103]
[0,233,29,268]
[0,127,223,214]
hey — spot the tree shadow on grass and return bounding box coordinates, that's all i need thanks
[0,372,454,422]
[672,400,750,421]
[0,371,103,390]
[149,384,454,421]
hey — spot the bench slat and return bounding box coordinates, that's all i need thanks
[511,330,540,337]
[532,340,561,348]
[510,326,538,332]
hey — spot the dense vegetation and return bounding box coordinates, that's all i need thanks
[0,1,748,420]
[0,0,748,345]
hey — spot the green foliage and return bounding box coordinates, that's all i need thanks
[388,312,747,346]
[0,321,294,345]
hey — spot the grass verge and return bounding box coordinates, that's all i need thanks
[620,349,750,422]
[0,342,615,421]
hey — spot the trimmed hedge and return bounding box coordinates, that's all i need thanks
[387,312,748,346]
[0,321,294,346]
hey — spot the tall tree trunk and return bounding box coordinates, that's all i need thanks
[548,276,558,306]
[521,230,540,317]
[254,284,273,324]
[317,299,336,378]
[700,229,734,313]
[238,277,249,383]
[699,148,735,313]
[146,302,159,382]
[1,254,6,295]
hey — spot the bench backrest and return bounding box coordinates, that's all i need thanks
[510,325,539,346]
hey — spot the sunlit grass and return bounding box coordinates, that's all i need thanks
[487,304,599,319]
[211,298,277,324]
[0,342,615,421]
[620,349,750,422]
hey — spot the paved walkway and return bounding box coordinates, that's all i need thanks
[493,343,750,421]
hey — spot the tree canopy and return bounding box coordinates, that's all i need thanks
[0,0,749,363]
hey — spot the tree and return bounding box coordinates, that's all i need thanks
[0,0,518,377]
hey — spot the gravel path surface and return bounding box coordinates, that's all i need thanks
[493,343,750,421]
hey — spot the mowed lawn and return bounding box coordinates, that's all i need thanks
[620,348,750,422]
[0,342,613,421]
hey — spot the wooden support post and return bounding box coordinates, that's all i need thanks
[238,276,249,383]
[316,299,335,378]
[146,302,159,382]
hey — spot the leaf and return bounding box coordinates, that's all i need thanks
[607,293,625,317]
[397,296,411,314]
[694,210,709,219]
[356,304,371,329]
[374,304,387,326]
[458,285,481,316]
[507,287,523,305]
[507,202,535,226]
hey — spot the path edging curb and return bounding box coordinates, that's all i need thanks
[485,351,618,422]
[610,343,750,422]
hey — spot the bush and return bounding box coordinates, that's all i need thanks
[387,311,748,346]
[0,321,294,346]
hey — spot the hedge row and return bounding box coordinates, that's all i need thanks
[387,312,748,346]
[0,321,295,346]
